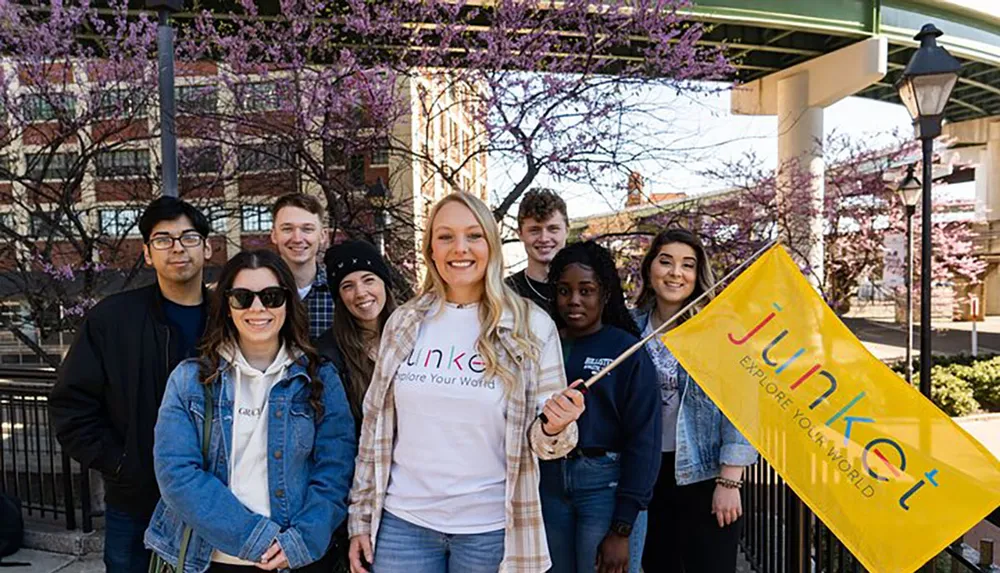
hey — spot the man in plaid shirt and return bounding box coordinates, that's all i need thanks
[271,193,335,339]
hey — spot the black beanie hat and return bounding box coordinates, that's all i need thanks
[324,240,393,294]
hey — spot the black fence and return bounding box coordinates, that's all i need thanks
[0,366,94,532]
[741,457,993,573]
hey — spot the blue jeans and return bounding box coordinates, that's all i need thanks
[539,454,647,573]
[373,511,505,573]
[104,505,152,573]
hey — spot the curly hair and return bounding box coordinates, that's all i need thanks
[517,188,568,229]
[548,240,640,337]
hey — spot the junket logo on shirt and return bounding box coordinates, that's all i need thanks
[583,356,613,374]
[396,345,496,389]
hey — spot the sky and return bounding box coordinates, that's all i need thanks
[490,85,931,220]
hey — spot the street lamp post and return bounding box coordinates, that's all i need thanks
[895,23,960,399]
[896,164,921,384]
[147,0,183,198]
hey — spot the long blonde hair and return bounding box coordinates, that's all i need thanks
[420,192,540,390]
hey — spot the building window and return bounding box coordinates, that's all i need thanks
[95,149,150,178]
[347,155,365,187]
[25,152,78,181]
[180,146,222,175]
[323,143,345,170]
[22,93,76,122]
[98,208,142,236]
[0,302,26,327]
[29,211,60,238]
[237,82,280,112]
[241,205,272,232]
[238,143,294,173]
[370,142,390,167]
[92,89,146,120]
[177,85,218,115]
[0,211,14,232]
[202,204,228,234]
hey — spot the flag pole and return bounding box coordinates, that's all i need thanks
[540,239,780,424]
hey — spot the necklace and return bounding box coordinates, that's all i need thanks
[523,272,550,302]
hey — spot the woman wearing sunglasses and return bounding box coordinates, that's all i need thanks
[145,249,357,573]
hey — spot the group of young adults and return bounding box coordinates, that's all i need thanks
[48,187,755,573]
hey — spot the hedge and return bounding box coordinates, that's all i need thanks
[888,354,1000,416]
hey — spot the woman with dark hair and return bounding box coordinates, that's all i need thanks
[540,241,661,573]
[315,240,397,573]
[145,250,356,573]
[633,229,757,573]
[316,240,398,426]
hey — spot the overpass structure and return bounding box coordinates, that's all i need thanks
[679,0,1000,301]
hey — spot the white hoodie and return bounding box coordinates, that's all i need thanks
[211,343,298,565]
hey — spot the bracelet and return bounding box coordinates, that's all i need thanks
[715,477,743,489]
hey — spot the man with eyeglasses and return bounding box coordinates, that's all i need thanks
[50,197,213,573]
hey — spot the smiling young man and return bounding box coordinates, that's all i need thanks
[505,188,569,310]
[270,193,333,339]
[50,197,212,573]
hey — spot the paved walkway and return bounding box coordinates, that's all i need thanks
[844,316,1000,361]
[0,549,102,573]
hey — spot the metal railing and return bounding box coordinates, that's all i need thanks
[741,457,992,572]
[0,366,93,532]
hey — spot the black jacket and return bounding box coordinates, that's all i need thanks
[49,283,208,518]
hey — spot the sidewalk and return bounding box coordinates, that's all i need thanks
[1,550,102,573]
[843,316,1000,360]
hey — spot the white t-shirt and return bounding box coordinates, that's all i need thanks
[297,283,312,300]
[383,302,508,534]
[211,345,295,565]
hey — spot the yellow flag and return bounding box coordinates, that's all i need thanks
[661,245,1000,573]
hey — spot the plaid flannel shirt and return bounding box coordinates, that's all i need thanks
[303,265,335,339]
[348,293,578,572]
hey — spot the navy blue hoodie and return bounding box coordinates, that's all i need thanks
[559,324,662,525]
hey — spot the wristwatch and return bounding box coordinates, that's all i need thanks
[609,520,633,537]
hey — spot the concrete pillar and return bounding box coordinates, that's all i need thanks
[776,72,825,284]
[982,124,1000,313]
[731,37,886,286]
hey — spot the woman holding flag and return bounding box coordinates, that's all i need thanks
[540,241,661,573]
[346,192,585,573]
[633,228,757,573]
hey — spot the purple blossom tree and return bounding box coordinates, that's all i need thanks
[587,133,985,314]
[0,0,171,365]
[175,0,731,236]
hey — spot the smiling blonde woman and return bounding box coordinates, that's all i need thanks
[347,192,585,573]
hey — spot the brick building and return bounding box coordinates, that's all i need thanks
[0,61,487,362]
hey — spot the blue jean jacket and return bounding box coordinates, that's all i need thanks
[632,309,757,485]
[144,358,357,572]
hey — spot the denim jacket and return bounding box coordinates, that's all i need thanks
[144,358,357,572]
[632,309,757,485]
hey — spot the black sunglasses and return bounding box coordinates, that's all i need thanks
[226,287,289,310]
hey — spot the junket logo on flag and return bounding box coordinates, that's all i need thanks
[660,245,1000,573]
[729,302,938,510]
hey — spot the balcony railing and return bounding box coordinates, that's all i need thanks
[0,366,94,532]
[741,457,993,572]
